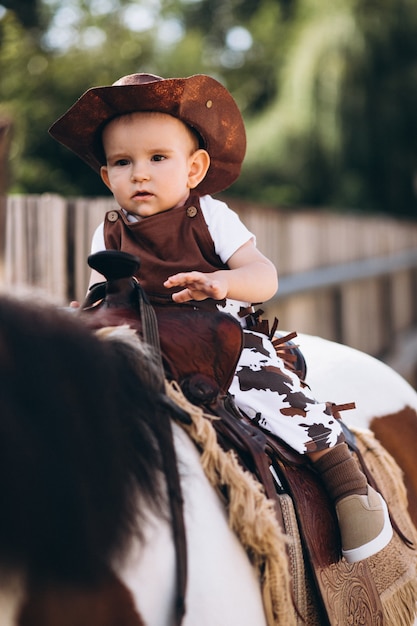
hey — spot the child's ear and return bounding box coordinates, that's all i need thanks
[100,166,112,191]
[188,149,210,189]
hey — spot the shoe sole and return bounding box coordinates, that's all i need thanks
[342,493,393,563]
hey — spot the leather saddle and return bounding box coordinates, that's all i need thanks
[80,250,243,397]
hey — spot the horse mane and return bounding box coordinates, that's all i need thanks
[0,295,165,585]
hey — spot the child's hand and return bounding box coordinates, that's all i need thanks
[164,271,227,303]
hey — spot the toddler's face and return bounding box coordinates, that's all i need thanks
[100,112,208,217]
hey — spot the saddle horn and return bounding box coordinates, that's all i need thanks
[87,250,140,281]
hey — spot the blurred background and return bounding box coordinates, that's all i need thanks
[2,0,417,213]
[1,0,417,385]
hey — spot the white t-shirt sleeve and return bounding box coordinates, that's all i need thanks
[91,222,105,253]
[199,195,255,264]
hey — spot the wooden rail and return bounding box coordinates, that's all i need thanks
[277,249,417,297]
[264,250,417,386]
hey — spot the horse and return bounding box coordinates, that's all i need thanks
[1,266,417,625]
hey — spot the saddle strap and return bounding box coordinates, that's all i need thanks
[134,285,188,626]
[179,381,287,533]
[209,395,285,530]
[137,280,164,376]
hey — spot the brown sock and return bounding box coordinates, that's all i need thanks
[313,443,368,504]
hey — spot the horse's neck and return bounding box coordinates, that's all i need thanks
[117,497,176,626]
[118,424,267,626]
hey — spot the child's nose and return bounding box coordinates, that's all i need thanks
[131,163,150,182]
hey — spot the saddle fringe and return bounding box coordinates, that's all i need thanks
[165,380,297,626]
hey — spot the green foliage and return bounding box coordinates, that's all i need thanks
[1,0,417,216]
[235,0,417,217]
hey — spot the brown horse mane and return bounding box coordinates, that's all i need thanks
[0,294,165,585]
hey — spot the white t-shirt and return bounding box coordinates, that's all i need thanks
[90,194,255,322]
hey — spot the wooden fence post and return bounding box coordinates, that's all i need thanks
[0,118,12,284]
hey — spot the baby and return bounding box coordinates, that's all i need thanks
[49,72,393,563]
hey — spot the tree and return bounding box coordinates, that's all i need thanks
[237,0,417,216]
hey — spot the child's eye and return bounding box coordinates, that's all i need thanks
[151,154,166,162]
[115,158,130,166]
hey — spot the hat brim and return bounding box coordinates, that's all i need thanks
[49,75,246,196]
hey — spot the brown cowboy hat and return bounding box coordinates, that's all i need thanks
[49,73,246,195]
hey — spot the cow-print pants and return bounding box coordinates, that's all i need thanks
[229,330,346,455]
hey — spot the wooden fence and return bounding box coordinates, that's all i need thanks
[4,193,417,384]
[0,118,13,284]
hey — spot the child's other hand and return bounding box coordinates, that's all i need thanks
[164,271,227,303]
[69,301,80,308]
